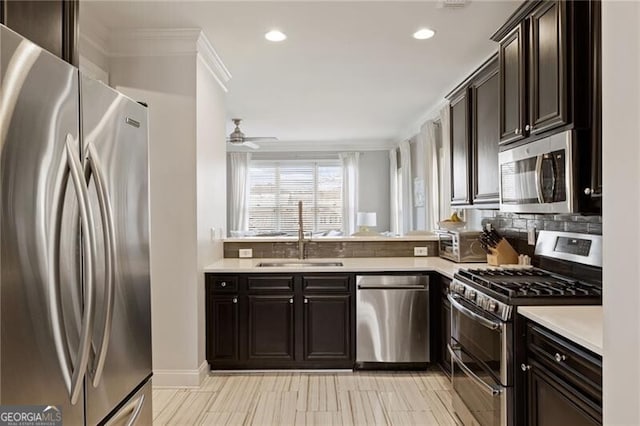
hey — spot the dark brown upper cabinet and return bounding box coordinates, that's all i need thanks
[471,57,500,204]
[492,1,598,146]
[528,1,568,135]
[1,0,79,66]
[449,90,471,206]
[446,54,500,207]
[499,23,527,145]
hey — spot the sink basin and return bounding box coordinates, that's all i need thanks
[257,261,344,267]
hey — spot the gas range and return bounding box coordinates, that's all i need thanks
[451,231,603,321]
[447,231,603,426]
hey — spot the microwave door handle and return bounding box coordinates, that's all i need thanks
[535,154,544,203]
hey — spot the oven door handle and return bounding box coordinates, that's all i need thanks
[447,294,503,331]
[448,345,504,396]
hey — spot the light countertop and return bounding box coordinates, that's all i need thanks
[203,257,487,279]
[518,306,603,356]
[223,235,439,243]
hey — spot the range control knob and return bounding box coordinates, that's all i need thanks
[488,300,497,312]
[467,290,476,300]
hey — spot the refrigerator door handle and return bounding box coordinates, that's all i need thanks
[105,393,146,426]
[85,143,117,388]
[64,134,98,404]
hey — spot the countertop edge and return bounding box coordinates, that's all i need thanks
[202,257,475,279]
[518,306,603,356]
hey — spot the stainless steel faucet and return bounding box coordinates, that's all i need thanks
[298,200,307,259]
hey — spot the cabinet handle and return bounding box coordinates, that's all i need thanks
[232,297,237,304]
[554,353,566,363]
[220,282,226,287]
[584,187,594,196]
[514,128,520,135]
[521,363,531,372]
[525,124,531,132]
[304,298,308,304]
[289,298,293,304]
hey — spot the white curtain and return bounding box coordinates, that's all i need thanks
[389,149,399,235]
[228,152,251,232]
[422,120,441,230]
[439,105,452,222]
[399,140,413,235]
[340,152,360,235]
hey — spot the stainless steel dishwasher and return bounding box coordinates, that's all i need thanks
[356,275,430,365]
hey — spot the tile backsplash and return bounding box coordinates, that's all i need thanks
[467,210,602,256]
[223,240,439,259]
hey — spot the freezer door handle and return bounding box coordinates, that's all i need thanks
[84,142,117,388]
[105,393,146,426]
[50,135,97,404]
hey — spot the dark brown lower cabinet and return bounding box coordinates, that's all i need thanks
[440,291,452,374]
[207,295,239,362]
[303,295,351,362]
[248,295,295,361]
[206,273,354,369]
[527,361,600,426]
[519,317,602,425]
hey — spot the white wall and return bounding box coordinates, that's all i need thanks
[195,56,227,371]
[110,53,223,387]
[602,1,640,424]
[358,151,390,232]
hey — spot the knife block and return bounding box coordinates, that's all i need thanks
[487,239,519,266]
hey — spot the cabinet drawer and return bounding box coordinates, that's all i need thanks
[527,323,602,404]
[207,275,238,292]
[303,275,350,292]
[247,275,294,291]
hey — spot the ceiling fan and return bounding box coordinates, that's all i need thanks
[226,118,278,150]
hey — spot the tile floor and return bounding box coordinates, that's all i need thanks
[152,369,462,425]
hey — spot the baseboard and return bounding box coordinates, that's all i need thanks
[198,361,210,383]
[152,362,209,388]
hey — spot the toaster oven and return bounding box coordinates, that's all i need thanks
[436,230,486,263]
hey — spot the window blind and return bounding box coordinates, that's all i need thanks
[248,161,343,234]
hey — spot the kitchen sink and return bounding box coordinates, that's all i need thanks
[257,261,344,267]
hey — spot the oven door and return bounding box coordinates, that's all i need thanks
[448,293,509,426]
[449,344,508,426]
[499,130,574,214]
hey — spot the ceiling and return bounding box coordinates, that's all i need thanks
[81,1,521,147]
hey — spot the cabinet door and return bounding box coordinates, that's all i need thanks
[471,65,500,204]
[247,295,295,361]
[529,0,568,135]
[303,295,351,361]
[207,295,239,362]
[450,91,471,205]
[440,294,452,374]
[499,23,527,145]
[527,361,601,426]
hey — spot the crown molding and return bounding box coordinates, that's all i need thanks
[107,28,231,91]
[226,138,396,153]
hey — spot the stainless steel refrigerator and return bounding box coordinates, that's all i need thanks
[0,25,152,425]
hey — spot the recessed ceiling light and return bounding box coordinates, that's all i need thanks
[413,28,436,40]
[265,30,287,42]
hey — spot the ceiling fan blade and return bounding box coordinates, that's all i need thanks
[243,137,278,142]
[242,141,260,150]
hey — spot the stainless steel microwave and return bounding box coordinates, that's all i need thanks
[499,130,575,214]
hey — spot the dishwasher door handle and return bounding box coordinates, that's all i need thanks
[357,285,426,290]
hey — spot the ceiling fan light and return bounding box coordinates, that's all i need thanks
[265,30,287,42]
[413,28,436,40]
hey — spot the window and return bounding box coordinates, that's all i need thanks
[248,161,343,235]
